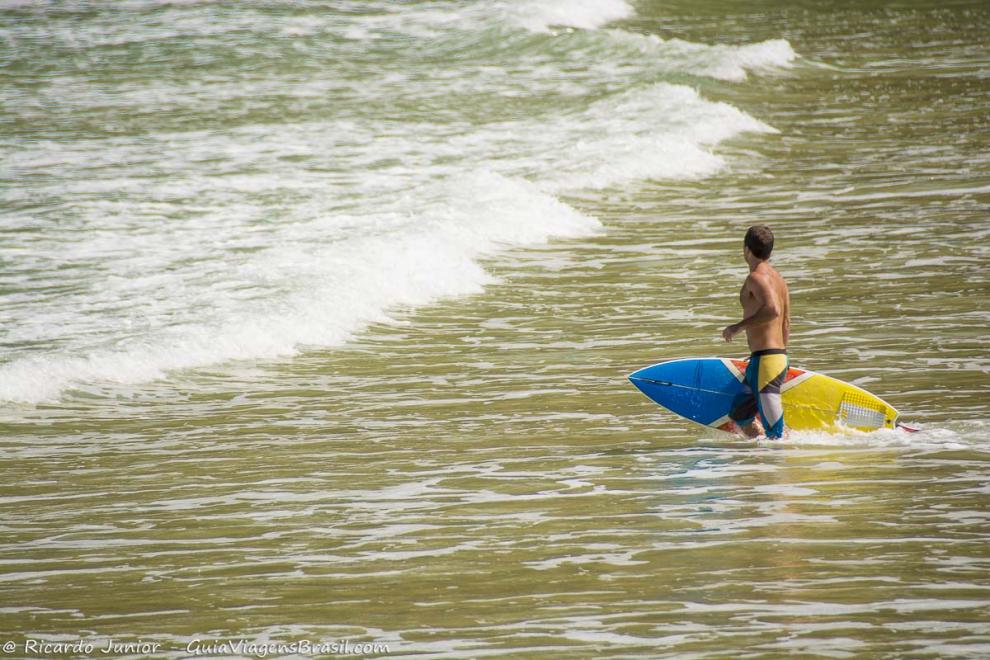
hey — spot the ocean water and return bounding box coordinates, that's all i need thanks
[1,0,989,656]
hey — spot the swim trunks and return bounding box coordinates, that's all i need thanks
[729,348,789,439]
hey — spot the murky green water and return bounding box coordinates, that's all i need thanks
[2,0,989,657]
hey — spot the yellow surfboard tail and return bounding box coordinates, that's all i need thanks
[780,369,899,433]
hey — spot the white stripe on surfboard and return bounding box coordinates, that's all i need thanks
[781,370,815,393]
[710,414,732,428]
[721,358,746,383]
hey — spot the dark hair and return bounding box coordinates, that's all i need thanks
[744,225,774,260]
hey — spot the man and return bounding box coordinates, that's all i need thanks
[722,225,791,439]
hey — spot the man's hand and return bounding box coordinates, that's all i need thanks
[722,323,741,343]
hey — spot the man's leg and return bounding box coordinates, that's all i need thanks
[729,360,764,438]
[755,352,788,439]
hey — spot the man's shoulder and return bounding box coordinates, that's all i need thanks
[752,263,787,283]
[746,267,772,286]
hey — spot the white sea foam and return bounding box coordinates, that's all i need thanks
[507,0,634,33]
[701,420,988,453]
[0,173,600,404]
[539,83,775,190]
[757,425,976,452]
[606,31,798,82]
[265,0,636,43]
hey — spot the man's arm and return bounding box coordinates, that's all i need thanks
[722,273,781,342]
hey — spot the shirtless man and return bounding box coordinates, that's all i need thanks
[721,225,791,439]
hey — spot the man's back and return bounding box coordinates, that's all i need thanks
[739,262,789,352]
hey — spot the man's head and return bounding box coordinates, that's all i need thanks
[744,225,774,261]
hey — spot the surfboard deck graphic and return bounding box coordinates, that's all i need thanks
[628,357,900,435]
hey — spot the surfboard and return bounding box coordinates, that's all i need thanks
[628,357,901,435]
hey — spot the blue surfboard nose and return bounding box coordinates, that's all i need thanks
[628,358,747,426]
